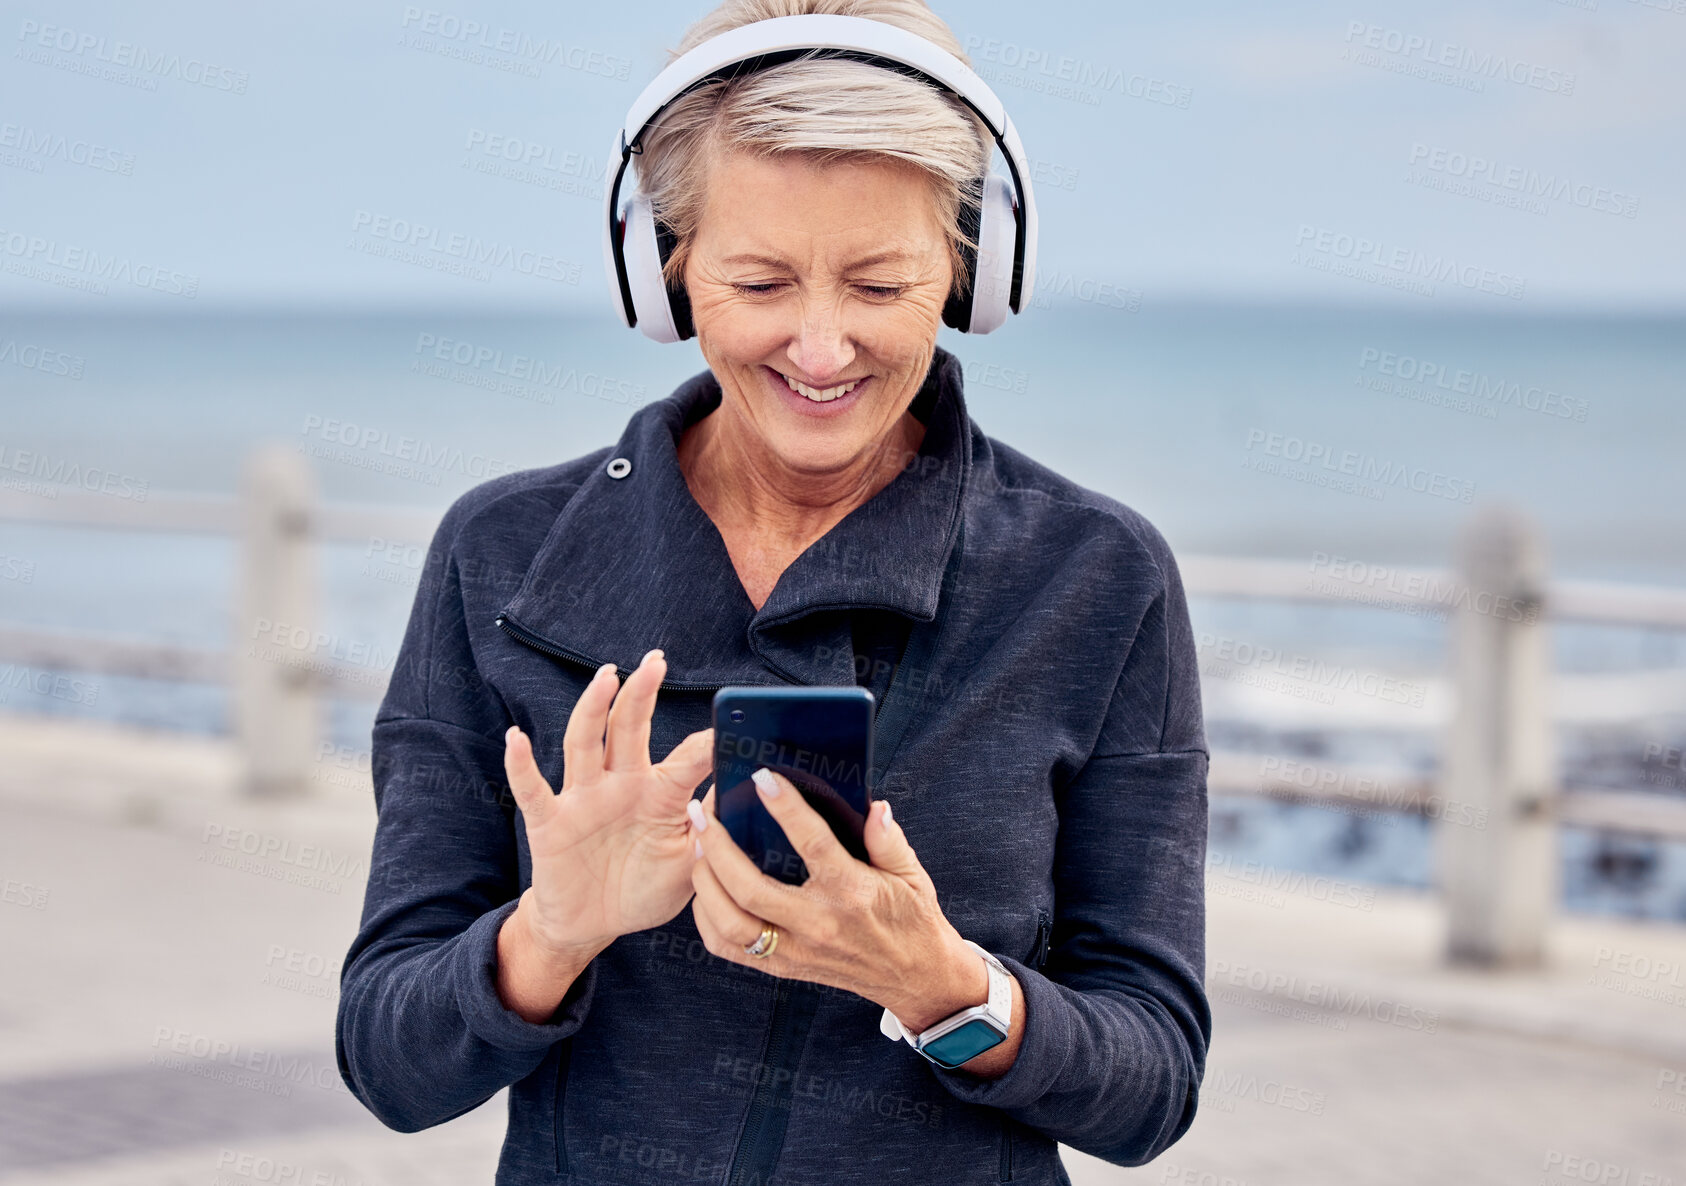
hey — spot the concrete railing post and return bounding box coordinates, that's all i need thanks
[1440,505,1556,967]
[234,444,319,797]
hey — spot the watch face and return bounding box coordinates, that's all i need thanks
[920,1018,1006,1069]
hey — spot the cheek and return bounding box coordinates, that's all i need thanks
[853,302,943,370]
[694,294,791,361]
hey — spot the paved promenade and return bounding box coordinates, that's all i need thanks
[1,715,1682,1185]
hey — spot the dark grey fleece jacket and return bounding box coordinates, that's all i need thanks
[336,344,1211,1186]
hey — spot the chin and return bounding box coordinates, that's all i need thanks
[760,427,873,474]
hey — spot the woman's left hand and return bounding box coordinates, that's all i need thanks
[687,768,989,1033]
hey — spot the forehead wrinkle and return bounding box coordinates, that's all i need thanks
[720,247,922,272]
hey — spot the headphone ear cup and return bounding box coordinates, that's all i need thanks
[964,172,1019,334]
[653,217,695,340]
[941,194,982,333]
[606,206,635,330]
[621,191,682,344]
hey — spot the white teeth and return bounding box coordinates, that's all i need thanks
[780,372,861,402]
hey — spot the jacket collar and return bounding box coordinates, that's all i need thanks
[499,345,971,688]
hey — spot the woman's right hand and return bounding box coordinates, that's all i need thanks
[501,648,715,963]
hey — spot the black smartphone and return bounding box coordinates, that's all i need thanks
[711,686,875,886]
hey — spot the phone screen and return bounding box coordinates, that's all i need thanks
[711,686,876,886]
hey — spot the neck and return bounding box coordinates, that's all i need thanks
[677,399,927,553]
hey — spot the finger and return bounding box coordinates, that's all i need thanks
[689,789,805,930]
[691,851,771,955]
[503,725,555,825]
[651,728,716,814]
[699,858,832,983]
[692,858,810,978]
[686,780,717,841]
[687,781,715,829]
[861,797,924,881]
[604,649,666,772]
[748,768,851,875]
[561,662,619,787]
[690,873,746,968]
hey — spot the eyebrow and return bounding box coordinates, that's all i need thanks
[721,250,915,270]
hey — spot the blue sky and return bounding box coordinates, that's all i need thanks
[1,0,1681,312]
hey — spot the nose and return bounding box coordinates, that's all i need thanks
[784,297,855,385]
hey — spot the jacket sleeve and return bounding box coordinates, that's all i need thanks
[335,494,600,1132]
[926,533,1211,1166]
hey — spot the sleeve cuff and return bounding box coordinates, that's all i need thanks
[454,898,600,1052]
[925,952,1073,1111]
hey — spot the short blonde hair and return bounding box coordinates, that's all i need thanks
[636,0,991,295]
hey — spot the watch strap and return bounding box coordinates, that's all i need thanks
[968,940,1012,1028]
[879,939,1011,1047]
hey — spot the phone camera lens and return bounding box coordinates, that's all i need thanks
[729,709,746,723]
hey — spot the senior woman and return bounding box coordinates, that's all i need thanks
[336,1,1210,1183]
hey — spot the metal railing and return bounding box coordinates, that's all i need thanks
[5,444,1686,966]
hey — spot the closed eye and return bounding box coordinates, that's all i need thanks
[859,285,903,298]
[733,282,784,295]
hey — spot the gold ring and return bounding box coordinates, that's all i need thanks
[744,922,779,959]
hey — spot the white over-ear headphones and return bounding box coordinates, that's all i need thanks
[603,13,1039,343]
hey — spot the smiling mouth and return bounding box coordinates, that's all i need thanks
[775,369,865,403]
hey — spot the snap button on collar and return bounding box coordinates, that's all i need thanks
[607,457,632,479]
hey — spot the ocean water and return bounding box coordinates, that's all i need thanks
[3,303,1684,918]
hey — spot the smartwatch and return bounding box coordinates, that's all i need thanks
[879,940,1012,1069]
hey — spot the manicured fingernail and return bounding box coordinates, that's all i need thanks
[882,799,893,828]
[751,768,780,797]
[595,662,617,681]
[687,799,708,832]
[642,648,664,665]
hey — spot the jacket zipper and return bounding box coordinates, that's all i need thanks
[494,610,732,693]
[725,978,822,1186]
[726,979,791,1186]
[553,1040,572,1175]
[999,911,1051,1181]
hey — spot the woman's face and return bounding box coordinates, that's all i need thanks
[683,148,954,476]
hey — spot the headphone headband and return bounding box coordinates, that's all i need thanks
[622,14,1006,144]
[604,13,1038,334]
